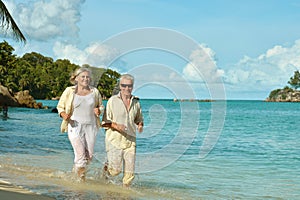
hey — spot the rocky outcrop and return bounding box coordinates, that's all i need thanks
[14,90,44,108]
[0,85,44,108]
[265,88,300,102]
[0,85,19,106]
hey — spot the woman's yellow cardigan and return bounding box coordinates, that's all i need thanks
[56,86,102,133]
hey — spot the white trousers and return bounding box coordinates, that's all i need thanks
[106,142,136,185]
[68,122,98,169]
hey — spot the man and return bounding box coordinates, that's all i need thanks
[102,74,143,187]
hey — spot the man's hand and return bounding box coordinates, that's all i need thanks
[137,125,143,133]
[137,122,143,133]
[111,122,127,133]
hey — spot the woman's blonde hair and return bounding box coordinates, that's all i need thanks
[70,67,92,85]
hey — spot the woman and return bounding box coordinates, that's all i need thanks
[57,67,103,182]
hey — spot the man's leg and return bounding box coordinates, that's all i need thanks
[123,145,136,187]
[105,142,123,177]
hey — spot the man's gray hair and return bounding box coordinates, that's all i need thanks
[120,74,134,84]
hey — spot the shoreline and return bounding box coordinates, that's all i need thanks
[0,180,54,200]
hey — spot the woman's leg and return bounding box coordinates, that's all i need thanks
[84,124,98,162]
[68,123,87,181]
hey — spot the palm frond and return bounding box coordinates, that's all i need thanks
[0,0,26,43]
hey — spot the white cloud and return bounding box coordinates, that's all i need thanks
[53,42,86,64]
[183,44,224,83]
[224,39,300,90]
[7,0,85,41]
[53,41,120,67]
[182,40,300,99]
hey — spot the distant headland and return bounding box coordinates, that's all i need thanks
[266,70,300,102]
[265,87,300,102]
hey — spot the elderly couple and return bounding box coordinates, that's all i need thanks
[56,67,143,188]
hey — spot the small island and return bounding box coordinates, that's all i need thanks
[266,70,300,102]
[173,98,214,102]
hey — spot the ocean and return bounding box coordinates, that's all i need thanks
[0,99,299,199]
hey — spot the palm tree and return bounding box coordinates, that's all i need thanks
[0,0,26,42]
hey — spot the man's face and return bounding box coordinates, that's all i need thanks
[120,79,133,96]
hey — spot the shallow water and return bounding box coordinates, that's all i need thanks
[0,100,299,199]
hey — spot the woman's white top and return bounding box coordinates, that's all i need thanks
[72,92,96,125]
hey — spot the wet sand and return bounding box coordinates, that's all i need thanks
[0,180,54,200]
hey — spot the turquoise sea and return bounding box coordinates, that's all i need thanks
[0,100,299,199]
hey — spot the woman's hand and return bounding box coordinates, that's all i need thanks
[94,107,100,117]
[60,112,71,121]
[94,105,104,117]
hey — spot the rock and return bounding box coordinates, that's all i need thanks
[51,108,58,113]
[0,85,19,106]
[0,85,44,108]
[14,90,44,108]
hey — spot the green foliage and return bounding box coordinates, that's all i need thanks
[0,40,16,85]
[0,41,120,100]
[97,69,120,99]
[283,86,293,92]
[281,94,287,100]
[288,70,300,89]
[50,59,79,98]
[268,89,281,99]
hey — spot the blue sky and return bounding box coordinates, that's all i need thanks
[3,0,300,100]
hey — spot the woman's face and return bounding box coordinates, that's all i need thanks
[76,71,91,87]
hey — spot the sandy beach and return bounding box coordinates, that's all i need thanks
[0,180,54,200]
